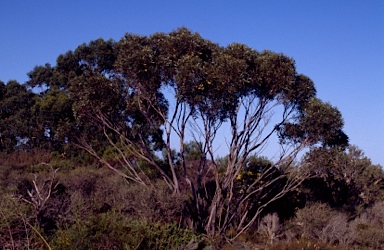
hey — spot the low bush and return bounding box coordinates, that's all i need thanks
[349,201,384,248]
[50,211,200,250]
[270,239,346,250]
[293,203,337,241]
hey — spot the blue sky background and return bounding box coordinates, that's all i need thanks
[1,1,383,165]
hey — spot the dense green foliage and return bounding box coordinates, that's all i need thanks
[0,28,382,248]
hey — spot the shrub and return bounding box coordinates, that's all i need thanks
[270,239,346,250]
[294,203,337,241]
[349,201,384,248]
[50,211,200,250]
[121,181,185,224]
[319,213,352,245]
[258,213,282,246]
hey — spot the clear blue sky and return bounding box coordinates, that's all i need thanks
[1,1,383,165]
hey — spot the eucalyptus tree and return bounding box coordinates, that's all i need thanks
[26,28,349,238]
[89,28,348,237]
